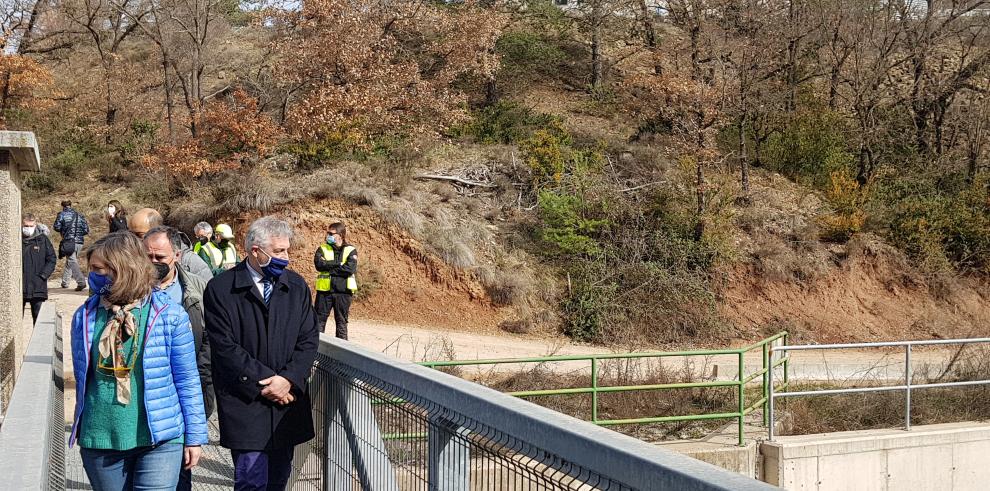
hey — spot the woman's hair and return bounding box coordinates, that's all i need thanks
[329,222,348,246]
[106,199,127,220]
[84,232,156,305]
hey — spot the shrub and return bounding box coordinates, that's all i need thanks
[818,171,868,242]
[523,130,568,186]
[453,102,560,144]
[760,108,854,188]
[562,278,616,342]
[48,143,93,178]
[878,173,990,274]
[537,191,608,257]
[519,121,595,188]
[141,141,237,179]
[200,89,282,158]
[24,171,56,193]
[496,30,566,79]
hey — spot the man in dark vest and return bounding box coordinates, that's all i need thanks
[204,216,318,491]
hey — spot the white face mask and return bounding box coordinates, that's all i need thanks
[107,206,116,217]
[22,226,36,237]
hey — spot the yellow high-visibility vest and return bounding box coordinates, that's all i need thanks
[315,244,357,293]
[202,242,237,269]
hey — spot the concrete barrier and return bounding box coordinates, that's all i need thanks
[761,422,990,490]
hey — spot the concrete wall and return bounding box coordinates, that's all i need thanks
[0,152,24,410]
[762,422,990,490]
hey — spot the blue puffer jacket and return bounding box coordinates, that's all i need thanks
[69,290,208,447]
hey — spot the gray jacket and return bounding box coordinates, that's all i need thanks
[181,244,214,284]
[176,265,215,418]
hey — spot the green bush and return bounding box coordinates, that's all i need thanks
[48,143,94,179]
[760,109,854,188]
[24,172,56,193]
[562,278,616,342]
[497,30,566,78]
[452,102,561,145]
[878,173,990,274]
[285,129,402,170]
[538,190,609,256]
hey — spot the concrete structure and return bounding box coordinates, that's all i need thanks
[0,131,40,413]
[762,422,990,490]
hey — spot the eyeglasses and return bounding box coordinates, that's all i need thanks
[96,337,140,376]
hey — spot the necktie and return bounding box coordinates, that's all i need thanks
[262,278,272,304]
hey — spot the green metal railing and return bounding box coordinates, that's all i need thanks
[419,332,790,446]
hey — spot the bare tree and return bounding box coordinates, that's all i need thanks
[64,0,150,143]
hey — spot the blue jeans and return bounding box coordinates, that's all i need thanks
[81,443,183,491]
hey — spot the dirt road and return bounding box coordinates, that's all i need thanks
[48,282,961,389]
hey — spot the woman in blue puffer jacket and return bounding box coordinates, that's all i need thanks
[69,232,207,490]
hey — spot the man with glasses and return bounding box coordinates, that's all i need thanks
[203,216,318,491]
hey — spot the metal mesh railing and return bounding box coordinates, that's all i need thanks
[47,312,66,491]
[323,360,628,490]
[302,336,774,491]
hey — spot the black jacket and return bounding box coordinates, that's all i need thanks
[204,261,319,450]
[22,231,57,300]
[109,216,128,233]
[176,266,215,418]
[313,243,357,294]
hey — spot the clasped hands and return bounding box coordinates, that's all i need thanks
[259,375,295,405]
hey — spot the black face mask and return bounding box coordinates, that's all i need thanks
[153,262,172,282]
[198,237,208,245]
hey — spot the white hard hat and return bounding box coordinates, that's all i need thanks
[215,223,234,239]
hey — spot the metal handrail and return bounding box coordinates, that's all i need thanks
[767,337,990,441]
[324,335,778,490]
[422,331,789,446]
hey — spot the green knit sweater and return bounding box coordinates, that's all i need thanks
[78,304,153,450]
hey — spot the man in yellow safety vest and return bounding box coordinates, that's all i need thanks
[313,222,357,339]
[199,223,239,277]
[192,222,212,255]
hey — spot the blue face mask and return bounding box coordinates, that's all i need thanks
[259,249,290,280]
[326,234,336,245]
[88,272,113,296]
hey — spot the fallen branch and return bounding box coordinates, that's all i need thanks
[415,174,497,188]
[619,181,665,192]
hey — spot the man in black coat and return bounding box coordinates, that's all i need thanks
[204,216,318,491]
[22,213,57,324]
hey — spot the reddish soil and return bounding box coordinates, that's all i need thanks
[238,200,508,332]
[722,237,990,344]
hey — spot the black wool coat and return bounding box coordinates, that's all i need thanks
[204,261,319,451]
[22,231,57,300]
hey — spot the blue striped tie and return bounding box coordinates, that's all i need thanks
[262,278,272,304]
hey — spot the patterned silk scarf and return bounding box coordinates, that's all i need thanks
[98,298,141,405]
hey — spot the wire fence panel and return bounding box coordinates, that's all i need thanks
[47,312,66,491]
[304,336,776,491]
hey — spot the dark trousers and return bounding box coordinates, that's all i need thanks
[24,299,44,324]
[231,447,294,491]
[177,467,193,491]
[315,291,352,339]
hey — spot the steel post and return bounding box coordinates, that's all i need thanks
[905,345,912,431]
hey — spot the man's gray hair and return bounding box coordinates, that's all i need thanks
[145,225,183,252]
[194,221,213,235]
[244,216,294,251]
